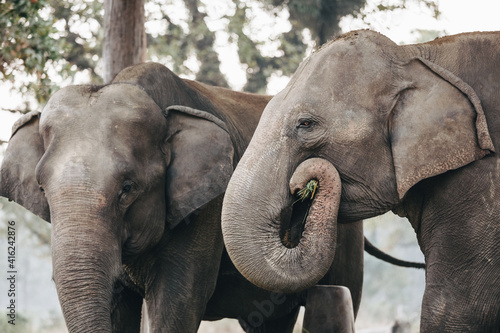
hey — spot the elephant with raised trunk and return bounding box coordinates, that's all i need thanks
[0,62,370,332]
[222,30,500,332]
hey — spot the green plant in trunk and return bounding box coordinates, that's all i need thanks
[294,179,318,203]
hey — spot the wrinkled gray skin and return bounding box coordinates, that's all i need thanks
[0,62,364,333]
[222,30,500,332]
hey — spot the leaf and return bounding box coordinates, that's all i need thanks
[294,179,319,204]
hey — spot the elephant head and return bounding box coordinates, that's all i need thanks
[0,63,234,332]
[221,30,494,293]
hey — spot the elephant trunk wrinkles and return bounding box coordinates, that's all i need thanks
[222,157,341,294]
[50,194,121,333]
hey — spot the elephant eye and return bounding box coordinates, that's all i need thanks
[297,119,314,128]
[119,181,133,199]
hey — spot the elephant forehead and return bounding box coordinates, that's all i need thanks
[265,44,393,145]
[329,107,374,144]
[42,86,94,119]
[288,35,395,100]
[98,84,159,113]
[271,81,376,146]
[41,84,162,129]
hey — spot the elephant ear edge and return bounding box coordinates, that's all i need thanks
[162,105,234,229]
[1,111,50,222]
[390,57,495,199]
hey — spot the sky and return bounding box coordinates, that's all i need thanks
[1,0,500,141]
[342,0,500,43]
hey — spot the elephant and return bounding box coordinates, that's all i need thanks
[221,30,500,332]
[0,62,370,332]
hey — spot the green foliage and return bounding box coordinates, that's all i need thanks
[0,0,441,109]
[0,313,31,333]
[0,0,70,110]
[145,0,189,75]
[224,0,440,92]
[184,0,229,87]
[264,0,367,44]
[0,0,103,113]
[227,0,308,92]
[228,0,270,92]
[411,28,444,43]
[48,0,103,80]
[295,179,318,203]
[356,0,440,29]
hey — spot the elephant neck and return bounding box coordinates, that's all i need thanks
[391,181,427,245]
[184,80,270,165]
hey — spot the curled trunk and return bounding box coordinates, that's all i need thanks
[222,158,341,293]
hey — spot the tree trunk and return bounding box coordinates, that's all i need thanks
[103,0,146,83]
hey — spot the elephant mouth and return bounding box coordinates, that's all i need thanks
[280,180,317,248]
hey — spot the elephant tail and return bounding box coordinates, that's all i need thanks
[364,238,425,269]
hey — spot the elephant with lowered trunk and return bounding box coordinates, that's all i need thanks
[0,62,371,332]
[222,30,500,332]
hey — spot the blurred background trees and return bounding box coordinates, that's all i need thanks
[1,0,440,112]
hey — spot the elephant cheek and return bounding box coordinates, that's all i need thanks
[123,199,166,257]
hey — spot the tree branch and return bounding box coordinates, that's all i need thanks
[1,108,24,114]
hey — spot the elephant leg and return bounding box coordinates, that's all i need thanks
[421,275,500,332]
[238,306,300,333]
[261,308,300,333]
[303,286,355,333]
[111,272,144,333]
[144,198,224,332]
[319,220,364,317]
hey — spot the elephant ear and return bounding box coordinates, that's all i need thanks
[0,111,50,222]
[391,58,495,199]
[162,105,234,229]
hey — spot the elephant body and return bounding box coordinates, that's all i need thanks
[222,31,500,332]
[0,62,364,332]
